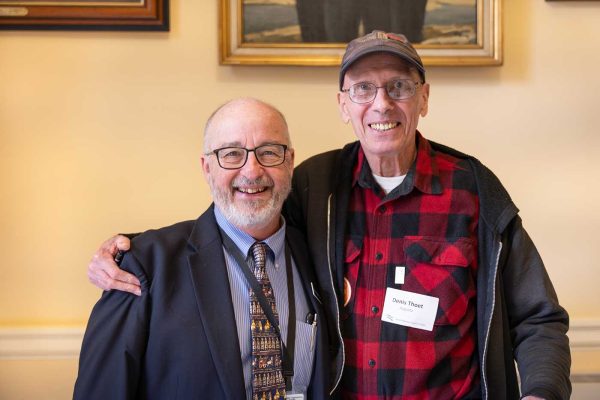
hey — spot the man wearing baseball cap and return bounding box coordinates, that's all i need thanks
[87,31,571,399]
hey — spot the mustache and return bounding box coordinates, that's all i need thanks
[231,176,274,188]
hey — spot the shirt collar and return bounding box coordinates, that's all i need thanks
[353,131,442,196]
[213,206,286,261]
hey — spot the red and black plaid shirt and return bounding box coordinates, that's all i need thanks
[341,133,480,399]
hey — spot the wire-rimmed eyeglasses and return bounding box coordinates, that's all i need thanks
[205,144,288,170]
[341,78,423,104]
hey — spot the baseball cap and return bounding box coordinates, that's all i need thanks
[339,30,426,90]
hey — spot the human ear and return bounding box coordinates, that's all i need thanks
[419,83,430,117]
[337,92,351,124]
[287,147,295,169]
[201,155,211,179]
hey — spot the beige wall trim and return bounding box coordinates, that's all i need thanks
[0,319,599,360]
[572,373,600,383]
[569,320,600,350]
[0,327,85,359]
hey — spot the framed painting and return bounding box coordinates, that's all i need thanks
[220,0,502,66]
[0,0,168,30]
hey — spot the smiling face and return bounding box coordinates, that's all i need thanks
[338,52,430,175]
[201,98,294,239]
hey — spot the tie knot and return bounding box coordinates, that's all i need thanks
[250,242,268,275]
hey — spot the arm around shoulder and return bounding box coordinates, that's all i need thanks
[87,234,142,295]
[74,251,150,400]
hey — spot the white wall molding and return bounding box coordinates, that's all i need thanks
[1,319,599,369]
[568,320,600,383]
[568,319,600,350]
[0,327,84,359]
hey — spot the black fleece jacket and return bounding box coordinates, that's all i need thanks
[284,139,571,399]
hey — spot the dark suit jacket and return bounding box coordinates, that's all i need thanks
[74,205,330,400]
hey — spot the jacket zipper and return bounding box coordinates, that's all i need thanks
[481,240,502,400]
[327,193,345,394]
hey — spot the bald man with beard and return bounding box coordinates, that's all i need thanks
[74,98,330,400]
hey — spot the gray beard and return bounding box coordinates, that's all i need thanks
[209,175,291,233]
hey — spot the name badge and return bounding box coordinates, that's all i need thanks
[286,393,305,400]
[381,288,439,331]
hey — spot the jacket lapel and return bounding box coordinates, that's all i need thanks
[187,207,246,400]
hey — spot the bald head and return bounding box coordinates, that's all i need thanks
[203,98,291,153]
[200,97,295,239]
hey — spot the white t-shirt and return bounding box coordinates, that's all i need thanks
[372,173,406,194]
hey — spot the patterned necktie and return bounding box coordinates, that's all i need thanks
[249,242,286,400]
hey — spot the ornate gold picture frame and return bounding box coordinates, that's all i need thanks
[0,0,168,30]
[220,0,501,67]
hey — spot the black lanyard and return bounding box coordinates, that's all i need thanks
[218,228,296,390]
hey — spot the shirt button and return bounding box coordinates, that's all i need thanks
[368,359,376,367]
[371,306,379,314]
[379,205,387,213]
[375,252,383,261]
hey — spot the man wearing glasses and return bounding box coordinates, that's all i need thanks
[74,98,330,400]
[87,31,571,399]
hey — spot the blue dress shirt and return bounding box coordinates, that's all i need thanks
[214,207,316,399]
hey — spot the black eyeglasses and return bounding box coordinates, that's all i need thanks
[342,78,423,104]
[206,144,288,170]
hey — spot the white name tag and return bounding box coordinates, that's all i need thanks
[286,393,305,400]
[381,288,439,331]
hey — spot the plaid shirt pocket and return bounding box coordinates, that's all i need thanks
[403,236,476,326]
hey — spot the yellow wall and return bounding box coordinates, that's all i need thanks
[1,0,600,398]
